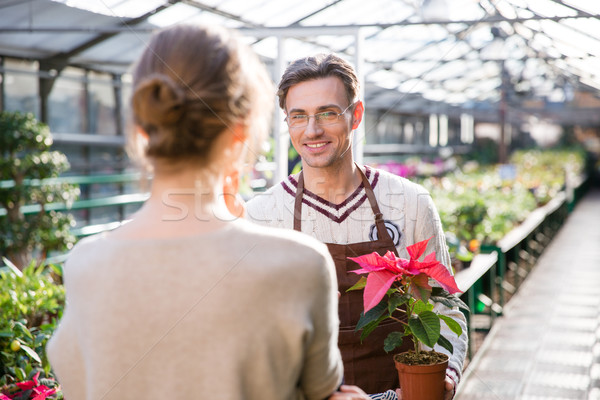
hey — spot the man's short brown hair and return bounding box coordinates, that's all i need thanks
[277,53,359,110]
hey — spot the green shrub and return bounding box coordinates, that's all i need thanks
[0,258,64,389]
[0,111,79,269]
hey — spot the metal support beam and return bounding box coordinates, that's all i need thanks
[0,14,594,35]
[353,29,365,166]
[273,37,289,183]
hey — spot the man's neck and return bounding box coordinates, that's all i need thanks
[301,161,362,204]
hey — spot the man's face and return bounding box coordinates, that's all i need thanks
[285,76,360,171]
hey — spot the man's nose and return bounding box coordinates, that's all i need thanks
[304,117,323,137]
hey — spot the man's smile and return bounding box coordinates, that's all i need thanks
[306,142,328,149]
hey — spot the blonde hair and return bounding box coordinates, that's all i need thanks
[130,24,273,167]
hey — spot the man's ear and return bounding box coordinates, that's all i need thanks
[351,101,364,130]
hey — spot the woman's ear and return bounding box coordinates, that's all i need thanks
[228,123,249,159]
[136,126,149,142]
[351,101,364,130]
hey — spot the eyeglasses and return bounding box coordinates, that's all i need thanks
[285,102,356,129]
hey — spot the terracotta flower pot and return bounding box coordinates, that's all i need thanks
[394,351,449,400]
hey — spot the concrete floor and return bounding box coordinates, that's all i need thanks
[456,187,600,400]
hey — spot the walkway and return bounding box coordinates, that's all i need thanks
[456,187,600,400]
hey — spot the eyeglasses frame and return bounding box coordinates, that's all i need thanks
[284,101,357,129]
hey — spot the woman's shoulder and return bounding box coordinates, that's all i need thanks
[233,219,329,259]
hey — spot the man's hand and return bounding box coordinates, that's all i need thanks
[396,376,455,400]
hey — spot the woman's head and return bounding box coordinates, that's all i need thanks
[131,24,273,169]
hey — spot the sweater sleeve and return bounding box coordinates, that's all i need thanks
[414,187,468,385]
[46,254,87,400]
[299,249,344,400]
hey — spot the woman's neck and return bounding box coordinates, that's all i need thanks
[111,168,233,239]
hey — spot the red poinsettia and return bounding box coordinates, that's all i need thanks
[347,237,467,354]
[349,237,461,312]
[0,372,59,400]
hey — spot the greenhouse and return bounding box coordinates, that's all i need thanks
[1,0,599,399]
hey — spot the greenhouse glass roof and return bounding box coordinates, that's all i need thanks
[1,0,599,124]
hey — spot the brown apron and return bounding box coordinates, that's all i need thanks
[293,166,412,394]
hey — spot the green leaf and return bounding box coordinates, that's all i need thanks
[412,299,433,314]
[430,291,470,314]
[15,367,26,381]
[408,310,440,348]
[49,263,63,277]
[20,344,42,363]
[2,257,23,278]
[346,276,367,292]
[388,292,410,315]
[355,300,388,332]
[13,321,33,339]
[439,314,463,337]
[359,313,390,342]
[437,334,454,354]
[384,332,404,353]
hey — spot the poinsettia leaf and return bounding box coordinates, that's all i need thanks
[437,334,454,354]
[359,313,390,342]
[388,292,410,315]
[408,273,432,302]
[430,290,470,314]
[363,271,397,312]
[439,314,463,337]
[408,310,440,348]
[406,237,432,260]
[349,252,393,272]
[412,299,433,314]
[384,332,404,353]
[355,300,388,332]
[419,262,461,294]
[346,276,367,292]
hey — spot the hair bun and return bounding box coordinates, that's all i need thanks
[132,74,186,128]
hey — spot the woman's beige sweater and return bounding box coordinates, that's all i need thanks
[47,219,343,400]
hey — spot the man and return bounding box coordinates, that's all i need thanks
[246,54,467,399]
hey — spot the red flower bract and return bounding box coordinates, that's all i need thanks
[349,237,461,312]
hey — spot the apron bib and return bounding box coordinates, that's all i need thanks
[293,166,412,394]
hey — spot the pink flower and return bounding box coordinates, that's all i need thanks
[349,237,461,312]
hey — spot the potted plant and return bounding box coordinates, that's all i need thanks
[347,237,468,400]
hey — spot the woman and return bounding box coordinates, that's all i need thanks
[46,24,347,399]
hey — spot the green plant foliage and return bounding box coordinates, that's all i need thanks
[418,148,586,253]
[0,111,79,269]
[0,258,65,388]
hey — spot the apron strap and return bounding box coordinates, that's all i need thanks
[355,164,398,254]
[293,165,397,254]
[293,171,304,231]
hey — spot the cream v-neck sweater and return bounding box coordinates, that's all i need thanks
[246,166,467,387]
[47,219,343,400]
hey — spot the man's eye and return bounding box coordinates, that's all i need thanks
[290,115,307,120]
[317,112,336,119]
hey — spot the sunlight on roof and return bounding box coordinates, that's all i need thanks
[51,0,166,18]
